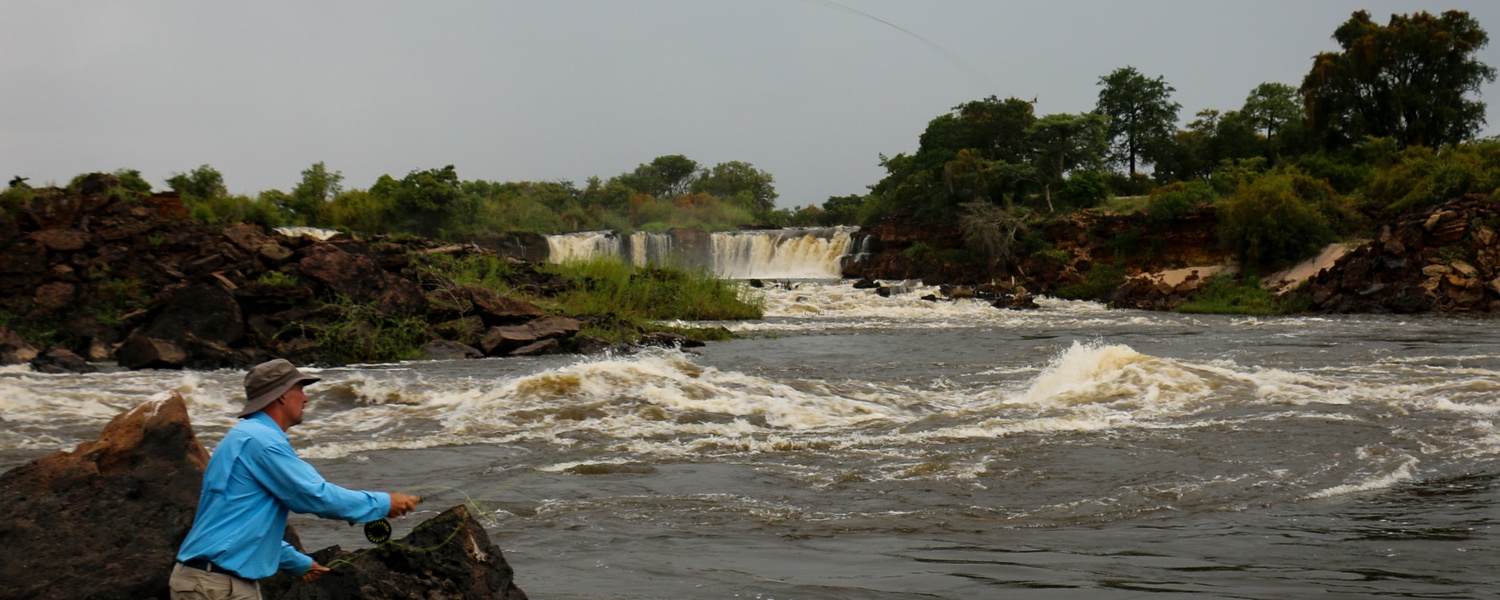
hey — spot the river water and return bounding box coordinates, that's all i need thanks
[4,281,1500,599]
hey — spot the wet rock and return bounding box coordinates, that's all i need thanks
[421,339,483,360]
[574,334,623,355]
[637,331,706,349]
[260,505,528,600]
[0,328,40,365]
[117,334,188,369]
[29,347,97,374]
[851,277,878,289]
[508,338,562,356]
[0,392,210,600]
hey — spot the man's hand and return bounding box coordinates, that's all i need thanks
[388,492,422,518]
[301,562,331,584]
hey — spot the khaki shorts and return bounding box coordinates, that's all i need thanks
[168,562,260,600]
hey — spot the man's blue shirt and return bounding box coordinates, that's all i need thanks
[176,412,390,579]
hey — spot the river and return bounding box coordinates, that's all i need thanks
[3,281,1500,599]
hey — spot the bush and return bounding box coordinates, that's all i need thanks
[543,258,763,323]
[958,201,1029,262]
[1058,171,1111,207]
[1054,264,1125,300]
[1365,141,1500,213]
[1176,273,1310,315]
[306,295,429,364]
[1146,180,1216,223]
[1217,171,1343,269]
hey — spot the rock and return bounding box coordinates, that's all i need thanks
[480,317,582,356]
[851,278,878,289]
[299,244,427,316]
[259,241,294,263]
[466,286,545,325]
[222,222,269,253]
[574,334,622,355]
[1451,261,1479,278]
[420,339,483,360]
[0,328,40,365]
[508,338,562,356]
[259,505,528,600]
[0,238,46,274]
[117,334,188,369]
[0,392,210,600]
[637,331,705,349]
[22,189,82,230]
[1421,264,1452,277]
[141,283,246,347]
[29,229,90,252]
[29,347,96,374]
[33,281,76,311]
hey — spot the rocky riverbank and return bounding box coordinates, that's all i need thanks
[844,195,1500,315]
[0,175,704,372]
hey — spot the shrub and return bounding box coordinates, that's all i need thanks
[304,295,429,364]
[1054,264,1126,300]
[1365,141,1500,213]
[543,258,763,322]
[958,201,1029,262]
[1058,171,1111,207]
[903,242,935,261]
[1217,171,1342,270]
[1146,180,1216,223]
[1176,273,1310,315]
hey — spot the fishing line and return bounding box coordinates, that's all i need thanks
[794,0,993,92]
[323,485,497,570]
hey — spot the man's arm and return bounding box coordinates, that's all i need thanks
[251,443,391,523]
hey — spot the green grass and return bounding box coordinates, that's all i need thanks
[1175,273,1311,316]
[302,295,429,364]
[1100,195,1151,214]
[1054,264,1126,300]
[415,253,516,292]
[543,258,763,322]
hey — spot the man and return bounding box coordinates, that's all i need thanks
[170,358,422,599]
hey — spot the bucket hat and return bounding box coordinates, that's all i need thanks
[239,358,321,417]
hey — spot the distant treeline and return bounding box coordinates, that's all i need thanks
[4,10,1497,273]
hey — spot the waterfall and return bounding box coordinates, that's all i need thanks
[628,232,675,268]
[710,226,859,279]
[546,227,861,279]
[546,231,622,264]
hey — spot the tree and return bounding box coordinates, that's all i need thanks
[166,164,227,200]
[691,161,778,216]
[374,165,467,237]
[285,161,343,221]
[1302,10,1496,149]
[1027,112,1109,211]
[1095,66,1181,176]
[953,95,1037,164]
[619,155,699,198]
[1241,83,1302,160]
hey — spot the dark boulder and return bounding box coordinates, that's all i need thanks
[30,228,91,252]
[0,392,210,600]
[261,505,528,600]
[638,331,706,349]
[299,244,427,316]
[30,347,97,374]
[574,334,624,355]
[465,286,545,325]
[508,338,562,357]
[420,339,483,360]
[117,334,188,370]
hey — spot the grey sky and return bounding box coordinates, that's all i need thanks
[4,1,1499,209]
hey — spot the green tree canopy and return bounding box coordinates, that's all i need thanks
[284,161,343,221]
[619,155,700,199]
[1095,66,1182,176]
[166,164,227,200]
[1302,10,1496,149]
[1027,112,1109,211]
[691,161,778,216]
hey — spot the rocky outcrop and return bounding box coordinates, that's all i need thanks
[261,505,528,600]
[1111,266,1235,311]
[1304,195,1500,313]
[0,391,529,599]
[0,391,209,600]
[0,179,653,370]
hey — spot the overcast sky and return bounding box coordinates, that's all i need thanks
[4,1,1499,209]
